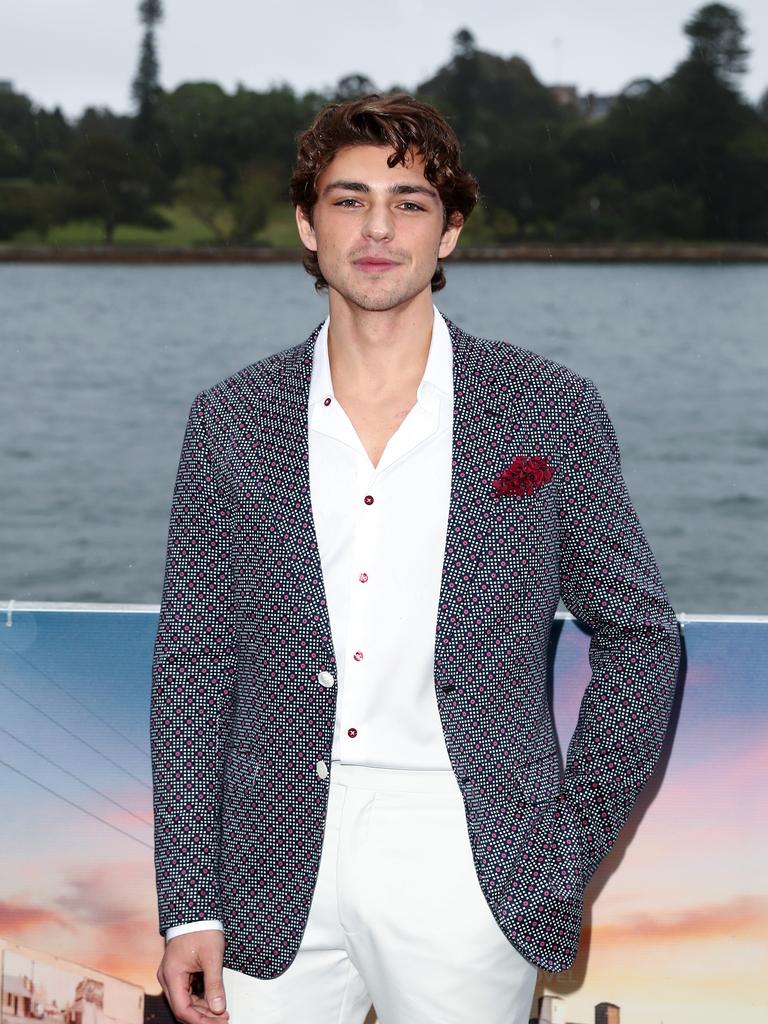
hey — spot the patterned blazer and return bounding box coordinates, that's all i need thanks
[150,314,680,976]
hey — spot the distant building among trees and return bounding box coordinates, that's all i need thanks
[548,85,618,120]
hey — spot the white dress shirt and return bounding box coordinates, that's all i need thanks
[310,305,454,771]
[165,305,454,940]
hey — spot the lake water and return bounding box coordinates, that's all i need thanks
[1,262,766,615]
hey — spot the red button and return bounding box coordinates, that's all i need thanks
[347,727,358,738]
[358,572,369,583]
[323,397,332,406]
[363,495,374,505]
[353,650,364,661]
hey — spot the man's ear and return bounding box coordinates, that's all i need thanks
[295,204,318,252]
[438,213,463,260]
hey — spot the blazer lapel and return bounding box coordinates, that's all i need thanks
[253,324,337,663]
[435,318,518,659]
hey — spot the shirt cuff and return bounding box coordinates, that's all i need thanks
[165,920,225,941]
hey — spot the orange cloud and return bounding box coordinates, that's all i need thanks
[589,894,768,945]
[0,898,74,935]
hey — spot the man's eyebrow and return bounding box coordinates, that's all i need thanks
[390,183,439,199]
[321,180,439,199]
[322,180,369,195]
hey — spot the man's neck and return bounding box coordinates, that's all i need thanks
[326,290,435,399]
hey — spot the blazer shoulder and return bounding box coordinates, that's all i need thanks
[193,322,325,414]
[453,319,596,408]
[502,343,596,406]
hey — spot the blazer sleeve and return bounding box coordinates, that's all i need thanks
[556,377,681,887]
[150,391,237,934]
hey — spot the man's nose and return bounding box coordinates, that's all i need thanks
[362,203,394,241]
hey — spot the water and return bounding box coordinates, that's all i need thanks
[1,262,766,614]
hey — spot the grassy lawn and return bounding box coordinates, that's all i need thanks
[9,202,303,248]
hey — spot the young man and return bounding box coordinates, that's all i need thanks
[151,94,680,1024]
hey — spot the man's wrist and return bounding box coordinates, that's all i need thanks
[164,919,225,942]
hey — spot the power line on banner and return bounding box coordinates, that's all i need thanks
[0,724,153,827]
[0,756,152,850]
[0,641,151,759]
[0,678,151,790]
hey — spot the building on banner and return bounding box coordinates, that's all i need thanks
[0,939,143,1024]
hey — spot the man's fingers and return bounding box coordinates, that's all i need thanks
[199,950,227,1015]
[190,993,230,1020]
[165,968,221,1024]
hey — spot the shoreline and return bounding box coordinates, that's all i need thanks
[1,243,768,264]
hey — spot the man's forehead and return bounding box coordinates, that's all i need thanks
[318,144,430,184]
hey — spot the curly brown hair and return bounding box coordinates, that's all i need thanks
[289,93,479,293]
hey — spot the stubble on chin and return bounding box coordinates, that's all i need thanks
[339,285,420,313]
[321,256,439,313]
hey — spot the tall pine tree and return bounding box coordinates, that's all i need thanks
[131,0,164,148]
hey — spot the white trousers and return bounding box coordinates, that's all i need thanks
[222,762,538,1024]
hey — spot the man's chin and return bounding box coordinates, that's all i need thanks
[327,278,433,313]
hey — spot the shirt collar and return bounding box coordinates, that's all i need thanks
[308,305,453,412]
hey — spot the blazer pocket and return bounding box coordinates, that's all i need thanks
[513,750,564,806]
[494,479,558,520]
[222,741,262,794]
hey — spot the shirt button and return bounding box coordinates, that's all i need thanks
[353,650,364,662]
[363,495,374,505]
[316,759,329,779]
[317,670,335,688]
[323,397,332,406]
[347,728,358,738]
[358,572,368,583]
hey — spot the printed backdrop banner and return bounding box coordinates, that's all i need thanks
[0,606,765,1024]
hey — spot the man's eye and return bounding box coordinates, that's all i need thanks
[334,198,360,207]
[400,202,424,211]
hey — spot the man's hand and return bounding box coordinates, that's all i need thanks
[157,929,230,1024]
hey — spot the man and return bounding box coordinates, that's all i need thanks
[151,94,680,1024]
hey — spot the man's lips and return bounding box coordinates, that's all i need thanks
[352,257,400,272]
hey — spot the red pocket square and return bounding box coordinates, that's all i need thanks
[492,455,555,497]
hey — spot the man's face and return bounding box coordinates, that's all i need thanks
[295,144,462,312]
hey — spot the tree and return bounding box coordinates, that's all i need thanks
[229,164,279,243]
[0,128,25,178]
[0,180,69,241]
[174,164,229,242]
[63,133,172,241]
[333,74,377,101]
[175,161,279,244]
[154,82,233,176]
[0,87,73,178]
[418,44,570,237]
[452,28,476,59]
[684,3,749,85]
[0,181,41,239]
[75,106,134,147]
[132,0,164,146]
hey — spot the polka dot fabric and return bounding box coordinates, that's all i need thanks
[150,314,680,976]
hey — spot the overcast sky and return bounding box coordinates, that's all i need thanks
[3,0,767,119]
